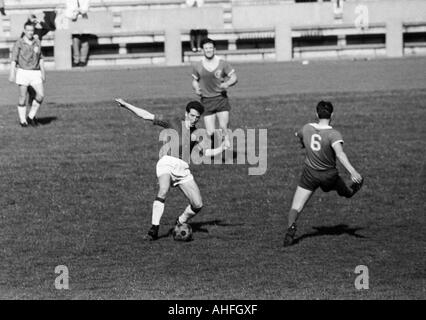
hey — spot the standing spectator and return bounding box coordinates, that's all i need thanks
[186,0,207,52]
[65,0,91,67]
[192,38,237,148]
[0,0,6,16]
[26,13,54,41]
[9,22,45,127]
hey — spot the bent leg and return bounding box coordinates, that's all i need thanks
[177,178,203,224]
[152,174,171,225]
[333,175,353,198]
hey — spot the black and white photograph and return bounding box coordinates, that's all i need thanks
[0,0,425,305]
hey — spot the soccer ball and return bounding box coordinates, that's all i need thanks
[172,223,193,242]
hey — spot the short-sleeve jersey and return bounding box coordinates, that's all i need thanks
[153,115,209,163]
[192,58,235,98]
[297,123,344,170]
[11,38,43,70]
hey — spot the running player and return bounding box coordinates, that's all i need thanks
[115,98,230,240]
[9,21,45,127]
[283,101,364,247]
[192,38,237,148]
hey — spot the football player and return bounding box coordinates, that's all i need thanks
[283,101,364,247]
[115,98,230,240]
[9,22,45,127]
[191,38,237,150]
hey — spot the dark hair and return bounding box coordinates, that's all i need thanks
[186,101,204,115]
[316,100,333,119]
[24,21,35,29]
[201,38,215,48]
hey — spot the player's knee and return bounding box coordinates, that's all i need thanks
[157,188,168,199]
[191,203,203,213]
[155,196,166,203]
[18,95,27,105]
[206,129,215,136]
[291,204,303,213]
[35,95,44,103]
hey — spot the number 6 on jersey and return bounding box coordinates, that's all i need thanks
[310,134,322,151]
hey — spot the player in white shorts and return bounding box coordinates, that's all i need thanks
[115,98,230,240]
[9,21,45,127]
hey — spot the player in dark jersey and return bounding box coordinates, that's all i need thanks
[192,38,237,149]
[115,98,230,240]
[283,101,364,247]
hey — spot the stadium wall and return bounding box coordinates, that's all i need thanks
[1,0,426,69]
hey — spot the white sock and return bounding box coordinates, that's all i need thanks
[28,100,40,119]
[17,106,27,123]
[151,200,165,225]
[178,205,197,224]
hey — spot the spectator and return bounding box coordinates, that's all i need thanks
[25,13,56,41]
[65,0,91,67]
[0,0,5,16]
[186,0,207,52]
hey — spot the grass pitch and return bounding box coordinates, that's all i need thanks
[0,58,425,299]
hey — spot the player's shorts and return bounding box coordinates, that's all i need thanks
[15,68,43,87]
[299,165,341,192]
[156,155,194,187]
[201,93,231,116]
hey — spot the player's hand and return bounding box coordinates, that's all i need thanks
[350,171,363,184]
[221,141,230,150]
[8,74,15,83]
[219,82,229,90]
[195,88,202,96]
[41,73,46,82]
[223,135,231,149]
[115,98,126,107]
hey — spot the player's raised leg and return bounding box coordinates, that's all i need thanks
[331,175,364,198]
[284,186,314,247]
[177,179,203,225]
[148,174,171,240]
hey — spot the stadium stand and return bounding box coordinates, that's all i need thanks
[1,0,426,70]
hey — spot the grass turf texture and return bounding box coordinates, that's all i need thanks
[0,59,425,299]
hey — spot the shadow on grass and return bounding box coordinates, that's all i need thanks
[293,224,366,245]
[37,116,57,125]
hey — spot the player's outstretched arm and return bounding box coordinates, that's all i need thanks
[332,143,362,183]
[115,98,154,121]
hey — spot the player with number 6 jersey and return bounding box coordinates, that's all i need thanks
[283,101,364,247]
